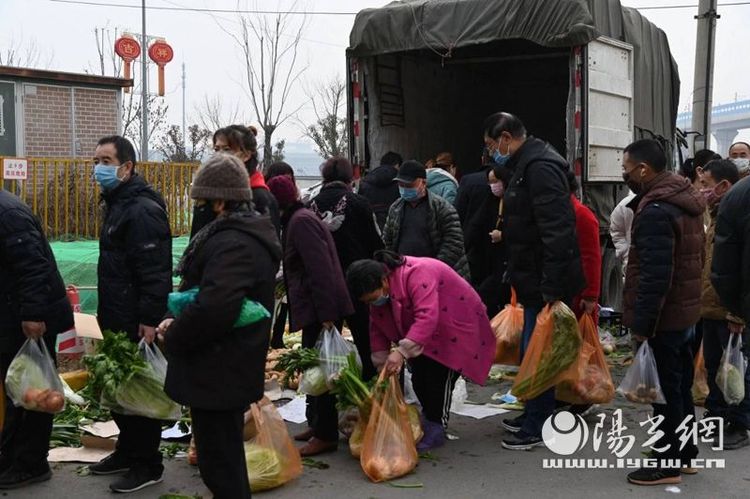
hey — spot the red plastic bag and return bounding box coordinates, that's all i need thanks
[692,342,709,407]
[556,314,615,404]
[491,288,524,366]
[360,371,418,482]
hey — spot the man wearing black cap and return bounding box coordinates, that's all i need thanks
[382,160,469,279]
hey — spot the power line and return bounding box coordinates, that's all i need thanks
[49,0,359,15]
[636,1,750,9]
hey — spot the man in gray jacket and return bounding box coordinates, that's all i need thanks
[382,160,469,280]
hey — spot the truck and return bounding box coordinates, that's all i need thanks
[346,0,680,312]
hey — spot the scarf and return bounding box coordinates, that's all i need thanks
[250,171,269,191]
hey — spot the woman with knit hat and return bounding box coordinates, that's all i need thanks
[268,174,354,456]
[157,153,281,498]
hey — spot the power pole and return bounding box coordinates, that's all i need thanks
[689,0,719,154]
[182,62,186,153]
[141,0,149,161]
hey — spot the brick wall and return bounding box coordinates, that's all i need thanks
[73,87,119,157]
[23,84,73,157]
[22,83,119,158]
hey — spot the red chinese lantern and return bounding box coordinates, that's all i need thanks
[148,40,174,97]
[114,35,141,93]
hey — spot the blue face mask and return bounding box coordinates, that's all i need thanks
[399,186,419,201]
[492,148,511,167]
[94,164,123,190]
[371,294,390,307]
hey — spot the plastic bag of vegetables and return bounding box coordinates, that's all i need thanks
[692,342,709,407]
[512,302,582,400]
[167,287,270,328]
[716,335,747,406]
[556,314,615,405]
[491,288,524,366]
[617,340,666,404]
[316,326,361,386]
[360,371,418,482]
[245,402,302,492]
[5,339,66,413]
[115,340,182,420]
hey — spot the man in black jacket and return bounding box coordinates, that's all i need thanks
[0,190,74,489]
[89,136,172,493]
[358,151,402,230]
[482,113,584,451]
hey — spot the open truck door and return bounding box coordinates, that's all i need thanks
[583,36,634,312]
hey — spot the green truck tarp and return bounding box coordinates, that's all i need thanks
[348,0,680,144]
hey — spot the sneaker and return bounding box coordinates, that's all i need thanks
[416,420,446,452]
[627,467,681,486]
[89,452,132,475]
[501,414,525,433]
[109,466,163,493]
[0,465,52,489]
[501,431,544,451]
[724,425,749,450]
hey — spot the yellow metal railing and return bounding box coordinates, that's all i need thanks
[0,157,198,240]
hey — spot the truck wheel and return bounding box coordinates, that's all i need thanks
[600,247,623,312]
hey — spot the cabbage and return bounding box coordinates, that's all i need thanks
[5,354,47,404]
[717,363,745,405]
[115,365,182,420]
[299,366,328,396]
[244,443,283,492]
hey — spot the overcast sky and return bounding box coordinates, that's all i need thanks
[1,0,749,151]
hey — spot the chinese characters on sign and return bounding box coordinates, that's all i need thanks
[3,158,28,180]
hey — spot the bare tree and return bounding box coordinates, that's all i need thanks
[300,78,348,159]
[157,124,211,162]
[218,1,308,171]
[194,93,246,132]
[0,34,53,68]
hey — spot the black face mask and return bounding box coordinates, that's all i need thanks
[190,203,217,239]
[622,167,643,195]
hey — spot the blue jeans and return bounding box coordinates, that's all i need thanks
[518,306,556,437]
[648,328,699,461]
[702,319,750,430]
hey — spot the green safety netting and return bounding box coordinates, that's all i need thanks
[51,237,190,314]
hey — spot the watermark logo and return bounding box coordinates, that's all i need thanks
[541,409,726,470]
[542,411,588,455]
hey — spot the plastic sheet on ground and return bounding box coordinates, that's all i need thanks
[277,396,307,424]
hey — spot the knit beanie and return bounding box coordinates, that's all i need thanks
[268,175,299,208]
[190,153,252,202]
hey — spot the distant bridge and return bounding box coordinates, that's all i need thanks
[677,99,750,154]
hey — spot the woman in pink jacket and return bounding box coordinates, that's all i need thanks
[346,251,496,451]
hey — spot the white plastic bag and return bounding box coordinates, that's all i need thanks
[617,340,666,404]
[716,335,747,406]
[315,326,361,386]
[5,339,66,413]
[115,340,182,420]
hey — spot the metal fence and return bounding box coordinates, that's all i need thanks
[0,157,198,239]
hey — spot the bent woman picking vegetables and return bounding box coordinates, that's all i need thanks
[346,251,496,451]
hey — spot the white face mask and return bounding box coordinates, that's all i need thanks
[731,157,750,174]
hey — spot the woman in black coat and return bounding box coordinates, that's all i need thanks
[158,154,281,499]
[268,174,354,457]
[310,157,384,379]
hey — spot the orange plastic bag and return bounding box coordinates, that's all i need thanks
[360,371,418,482]
[350,404,423,459]
[692,342,709,407]
[491,288,524,365]
[556,314,615,404]
[244,402,302,492]
[512,302,581,401]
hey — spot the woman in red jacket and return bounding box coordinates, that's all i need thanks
[566,172,601,322]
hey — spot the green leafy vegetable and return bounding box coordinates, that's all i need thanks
[274,348,320,387]
[83,331,146,406]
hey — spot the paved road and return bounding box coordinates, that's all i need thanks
[12,375,750,499]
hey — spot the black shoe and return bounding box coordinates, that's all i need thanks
[501,414,525,433]
[109,466,163,493]
[0,465,52,489]
[89,452,132,475]
[627,467,681,486]
[724,425,749,450]
[501,431,543,450]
